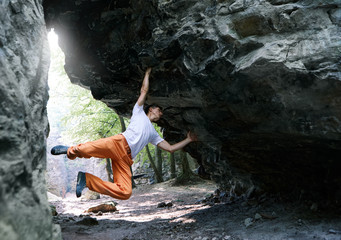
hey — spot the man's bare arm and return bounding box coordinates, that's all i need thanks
[137,67,152,106]
[157,132,197,153]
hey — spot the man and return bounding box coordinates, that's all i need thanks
[51,68,197,200]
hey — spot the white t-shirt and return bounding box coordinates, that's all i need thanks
[122,103,164,159]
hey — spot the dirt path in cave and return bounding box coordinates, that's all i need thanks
[50,179,341,240]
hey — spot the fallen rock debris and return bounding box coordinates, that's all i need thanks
[76,216,99,226]
[157,202,173,208]
[328,229,341,234]
[86,201,117,213]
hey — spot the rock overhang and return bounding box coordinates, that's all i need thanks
[43,0,341,202]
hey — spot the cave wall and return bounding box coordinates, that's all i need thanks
[43,0,341,202]
[0,0,60,239]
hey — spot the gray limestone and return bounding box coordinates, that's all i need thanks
[0,0,60,239]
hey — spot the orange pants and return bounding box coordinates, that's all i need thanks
[67,134,133,200]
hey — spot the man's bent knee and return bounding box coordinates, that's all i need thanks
[120,189,132,200]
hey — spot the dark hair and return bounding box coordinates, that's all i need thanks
[144,104,162,114]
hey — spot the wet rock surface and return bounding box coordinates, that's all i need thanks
[43,0,341,202]
[0,0,60,239]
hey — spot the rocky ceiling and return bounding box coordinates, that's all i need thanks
[43,0,341,202]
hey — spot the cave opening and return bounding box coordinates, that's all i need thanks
[46,29,105,200]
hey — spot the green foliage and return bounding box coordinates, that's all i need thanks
[60,86,123,143]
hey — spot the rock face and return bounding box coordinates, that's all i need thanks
[44,0,341,202]
[0,0,60,239]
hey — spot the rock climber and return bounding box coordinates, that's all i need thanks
[51,67,197,200]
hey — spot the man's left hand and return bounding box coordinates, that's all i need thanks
[187,131,198,142]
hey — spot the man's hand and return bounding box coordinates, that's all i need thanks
[187,131,198,142]
[158,131,197,153]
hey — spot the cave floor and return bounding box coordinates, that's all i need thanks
[50,180,341,240]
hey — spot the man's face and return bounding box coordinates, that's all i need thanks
[150,107,163,121]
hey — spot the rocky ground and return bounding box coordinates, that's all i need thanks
[49,180,341,240]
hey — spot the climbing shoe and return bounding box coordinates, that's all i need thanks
[51,145,69,155]
[76,171,87,198]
